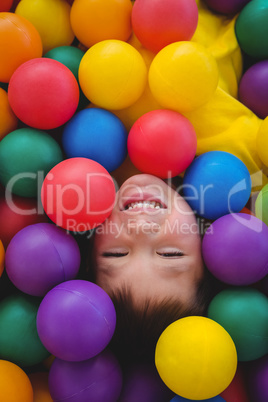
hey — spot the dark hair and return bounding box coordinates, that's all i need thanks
[107,269,218,367]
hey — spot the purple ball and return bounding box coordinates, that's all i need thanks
[203,0,251,15]
[36,280,116,361]
[49,349,123,402]
[239,60,268,119]
[5,222,81,296]
[118,364,173,402]
[202,213,268,285]
[248,355,268,402]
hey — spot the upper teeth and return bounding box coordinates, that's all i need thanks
[125,201,162,210]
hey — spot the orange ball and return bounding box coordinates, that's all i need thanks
[0,239,4,277]
[0,88,18,139]
[0,13,43,82]
[0,360,33,402]
[70,0,132,48]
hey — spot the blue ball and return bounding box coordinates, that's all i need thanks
[62,108,128,172]
[170,395,226,402]
[182,151,251,220]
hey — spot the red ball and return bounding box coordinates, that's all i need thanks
[127,109,197,178]
[41,158,116,232]
[8,58,79,129]
[0,0,13,11]
[131,0,198,53]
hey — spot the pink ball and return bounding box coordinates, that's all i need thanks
[8,58,79,129]
[131,0,198,53]
[127,109,197,178]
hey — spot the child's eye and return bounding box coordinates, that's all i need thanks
[157,251,184,258]
[102,252,128,257]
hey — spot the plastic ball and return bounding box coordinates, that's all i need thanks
[0,12,42,83]
[62,108,128,172]
[0,0,14,12]
[36,280,116,361]
[202,213,268,286]
[119,364,173,402]
[8,58,79,130]
[70,0,132,48]
[132,0,198,53]
[0,193,48,249]
[5,223,81,296]
[183,151,251,220]
[29,372,52,402]
[0,360,33,402]
[235,0,268,58]
[127,109,197,178]
[0,128,63,197]
[0,87,18,140]
[15,0,74,53]
[0,293,50,366]
[148,41,219,113]
[78,40,147,110]
[238,61,268,119]
[248,355,268,402]
[49,349,122,402]
[155,316,237,400]
[255,183,268,226]
[208,288,268,361]
[257,117,268,167]
[41,157,116,232]
[0,240,5,277]
[170,395,226,402]
[203,0,251,15]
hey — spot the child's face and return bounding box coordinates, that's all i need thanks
[93,174,204,307]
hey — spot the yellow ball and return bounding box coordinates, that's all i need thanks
[78,40,147,110]
[0,360,33,402]
[256,116,268,167]
[149,41,219,113]
[155,316,237,400]
[15,0,74,54]
[70,0,132,48]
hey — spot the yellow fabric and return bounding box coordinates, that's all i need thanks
[111,0,268,192]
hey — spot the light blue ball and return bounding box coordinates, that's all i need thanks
[62,108,128,172]
[182,151,251,220]
[170,395,226,402]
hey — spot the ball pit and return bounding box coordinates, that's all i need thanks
[239,60,268,119]
[8,57,80,130]
[202,213,268,286]
[15,0,74,54]
[36,280,116,362]
[5,223,81,296]
[208,288,268,362]
[235,0,268,59]
[48,349,123,402]
[148,41,219,113]
[70,0,132,48]
[0,127,63,197]
[78,39,147,110]
[0,293,50,366]
[0,12,43,82]
[0,360,33,402]
[183,151,251,220]
[155,316,237,400]
[62,108,128,172]
[127,109,197,178]
[131,0,198,53]
[41,157,116,231]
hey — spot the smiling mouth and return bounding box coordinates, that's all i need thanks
[124,200,166,210]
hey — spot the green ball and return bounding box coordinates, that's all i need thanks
[207,288,268,361]
[0,128,63,197]
[255,183,268,226]
[235,0,268,58]
[0,293,50,366]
